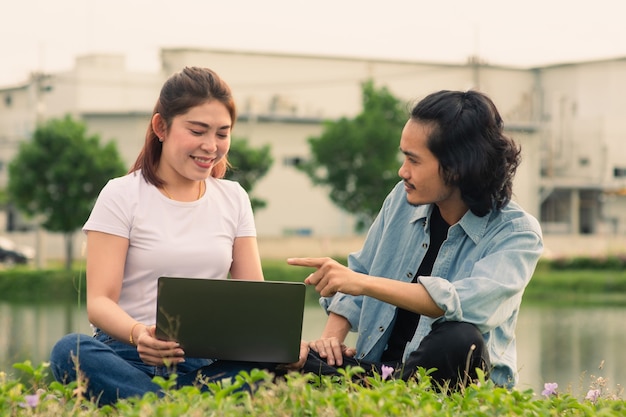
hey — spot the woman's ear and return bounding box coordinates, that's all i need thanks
[151,113,166,140]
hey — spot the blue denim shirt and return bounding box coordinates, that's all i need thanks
[321,181,543,387]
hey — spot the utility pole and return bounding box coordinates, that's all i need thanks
[32,71,51,269]
[469,25,481,90]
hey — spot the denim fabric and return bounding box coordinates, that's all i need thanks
[49,331,262,406]
[321,181,543,388]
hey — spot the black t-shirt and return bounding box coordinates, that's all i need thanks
[380,205,450,362]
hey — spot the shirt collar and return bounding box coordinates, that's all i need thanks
[409,204,430,224]
[456,209,491,244]
[409,203,492,244]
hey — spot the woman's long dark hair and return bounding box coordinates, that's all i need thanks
[411,90,521,216]
[130,67,236,186]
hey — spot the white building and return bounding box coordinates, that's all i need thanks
[1,48,625,259]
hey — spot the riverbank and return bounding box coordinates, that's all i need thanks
[2,257,626,305]
[2,258,625,414]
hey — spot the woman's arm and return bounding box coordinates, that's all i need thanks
[86,230,184,365]
[229,236,264,281]
[85,231,136,342]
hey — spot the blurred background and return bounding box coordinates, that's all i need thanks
[1,0,626,397]
[1,0,626,261]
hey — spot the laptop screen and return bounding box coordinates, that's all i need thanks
[155,277,306,363]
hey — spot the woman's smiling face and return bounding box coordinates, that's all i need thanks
[157,100,232,182]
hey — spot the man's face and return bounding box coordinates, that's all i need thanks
[397,119,460,210]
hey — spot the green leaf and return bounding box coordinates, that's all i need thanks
[7,114,126,269]
[297,80,406,231]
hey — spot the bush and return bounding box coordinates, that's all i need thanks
[546,255,626,270]
[0,268,86,303]
[2,256,625,305]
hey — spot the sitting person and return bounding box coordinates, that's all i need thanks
[288,89,543,390]
[49,66,266,405]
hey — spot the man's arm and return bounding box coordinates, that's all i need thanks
[309,312,356,366]
[288,257,445,317]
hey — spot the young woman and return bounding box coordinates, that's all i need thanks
[50,67,264,405]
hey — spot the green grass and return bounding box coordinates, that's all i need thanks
[2,361,624,416]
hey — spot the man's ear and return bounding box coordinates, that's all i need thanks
[151,113,166,140]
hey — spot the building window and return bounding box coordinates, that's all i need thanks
[614,167,626,177]
[283,227,312,236]
[283,156,305,167]
[4,94,11,107]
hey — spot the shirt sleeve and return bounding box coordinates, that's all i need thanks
[420,224,543,333]
[82,178,133,238]
[234,182,257,238]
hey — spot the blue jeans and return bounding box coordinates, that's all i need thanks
[49,331,268,406]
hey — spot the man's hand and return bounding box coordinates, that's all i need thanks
[287,257,368,297]
[308,337,356,366]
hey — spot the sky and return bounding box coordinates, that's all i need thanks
[2,0,626,86]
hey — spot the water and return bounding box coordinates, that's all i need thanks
[1,302,624,396]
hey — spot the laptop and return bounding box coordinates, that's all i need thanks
[155,276,306,363]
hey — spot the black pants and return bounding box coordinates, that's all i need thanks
[301,321,490,390]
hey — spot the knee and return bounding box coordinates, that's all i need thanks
[49,333,93,382]
[434,321,490,375]
[50,334,86,362]
[435,321,485,352]
[460,323,484,350]
[402,321,489,387]
[412,321,489,371]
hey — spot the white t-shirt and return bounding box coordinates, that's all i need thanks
[83,171,257,325]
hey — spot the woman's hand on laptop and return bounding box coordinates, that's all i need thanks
[135,325,186,366]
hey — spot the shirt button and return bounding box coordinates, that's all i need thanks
[406,272,413,278]
[359,353,365,359]
[378,326,384,332]
[422,243,428,249]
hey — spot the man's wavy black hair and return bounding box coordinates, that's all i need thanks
[411,90,521,217]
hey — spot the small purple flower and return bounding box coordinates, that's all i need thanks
[585,389,600,402]
[381,365,394,381]
[541,382,558,397]
[18,393,40,408]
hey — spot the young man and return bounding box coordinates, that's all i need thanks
[288,90,543,390]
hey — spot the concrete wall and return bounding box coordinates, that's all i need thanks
[3,48,626,242]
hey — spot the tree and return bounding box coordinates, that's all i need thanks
[225,138,273,211]
[8,115,126,270]
[297,80,407,231]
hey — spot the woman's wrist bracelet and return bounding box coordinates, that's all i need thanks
[129,322,143,346]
